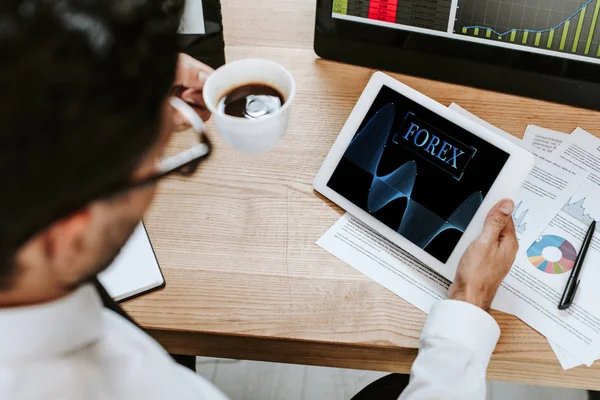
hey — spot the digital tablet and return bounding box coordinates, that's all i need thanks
[314,72,534,280]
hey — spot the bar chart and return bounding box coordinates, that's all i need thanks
[333,0,452,31]
[455,0,600,58]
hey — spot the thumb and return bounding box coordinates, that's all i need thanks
[174,54,214,89]
[480,199,515,244]
[499,215,519,256]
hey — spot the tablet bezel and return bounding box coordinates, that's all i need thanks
[314,72,534,281]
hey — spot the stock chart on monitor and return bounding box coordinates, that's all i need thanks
[332,0,600,64]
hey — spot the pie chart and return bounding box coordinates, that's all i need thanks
[527,235,577,274]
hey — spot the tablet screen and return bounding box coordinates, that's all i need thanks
[327,85,509,262]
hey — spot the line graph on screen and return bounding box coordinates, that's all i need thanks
[456,0,600,57]
[343,103,483,250]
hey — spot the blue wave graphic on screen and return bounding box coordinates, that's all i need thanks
[345,103,482,249]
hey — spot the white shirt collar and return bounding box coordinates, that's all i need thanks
[0,284,103,362]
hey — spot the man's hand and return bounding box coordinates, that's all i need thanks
[448,199,518,311]
[172,53,214,127]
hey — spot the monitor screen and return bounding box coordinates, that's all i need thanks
[178,0,225,69]
[331,0,600,65]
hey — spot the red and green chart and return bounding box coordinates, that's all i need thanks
[332,0,451,32]
[527,235,577,274]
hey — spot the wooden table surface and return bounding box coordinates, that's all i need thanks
[125,0,600,391]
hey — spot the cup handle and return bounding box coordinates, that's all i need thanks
[168,96,205,134]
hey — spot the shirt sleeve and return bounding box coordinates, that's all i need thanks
[398,300,501,400]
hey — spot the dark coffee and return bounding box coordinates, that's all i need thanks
[218,84,284,119]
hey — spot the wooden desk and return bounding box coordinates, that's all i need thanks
[126,0,600,391]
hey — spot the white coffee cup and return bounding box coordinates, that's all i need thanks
[202,59,296,153]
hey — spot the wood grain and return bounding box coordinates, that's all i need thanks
[125,0,600,390]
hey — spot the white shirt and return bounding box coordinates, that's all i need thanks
[399,300,501,399]
[0,285,228,400]
[0,285,499,400]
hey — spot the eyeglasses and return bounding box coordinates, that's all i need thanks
[126,96,212,190]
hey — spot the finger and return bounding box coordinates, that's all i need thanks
[171,111,189,132]
[499,216,519,256]
[195,106,211,122]
[174,54,214,90]
[181,88,207,108]
[185,103,211,122]
[175,54,214,87]
[172,104,211,130]
[480,199,515,244]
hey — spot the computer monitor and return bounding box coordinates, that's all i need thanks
[179,0,225,69]
[314,0,600,110]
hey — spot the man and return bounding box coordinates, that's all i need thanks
[0,1,518,399]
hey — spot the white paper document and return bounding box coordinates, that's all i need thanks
[445,107,594,368]
[445,105,600,368]
[492,129,600,367]
[522,125,568,155]
[551,128,600,184]
[317,214,449,314]
[449,103,584,369]
[496,178,600,366]
[510,161,586,256]
[548,340,583,370]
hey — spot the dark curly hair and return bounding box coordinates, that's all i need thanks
[0,0,183,287]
